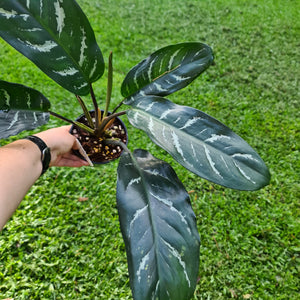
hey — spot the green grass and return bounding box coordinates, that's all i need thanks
[0,0,299,299]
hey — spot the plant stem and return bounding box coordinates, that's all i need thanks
[49,110,94,134]
[104,138,130,154]
[49,111,76,125]
[76,95,94,128]
[89,83,99,128]
[95,111,127,136]
[103,52,113,120]
[73,121,95,135]
[112,98,126,114]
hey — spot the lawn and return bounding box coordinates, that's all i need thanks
[0,0,299,299]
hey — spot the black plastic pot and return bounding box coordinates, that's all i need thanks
[70,110,128,165]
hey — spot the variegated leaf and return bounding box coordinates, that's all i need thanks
[0,0,104,95]
[0,110,49,139]
[117,149,200,300]
[127,96,271,191]
[121,42,213,102]
[0,80,50,138]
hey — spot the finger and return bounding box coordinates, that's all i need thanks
[55,158,89,167]
[53,154,90,167]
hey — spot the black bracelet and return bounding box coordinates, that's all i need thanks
[24,135,51,175]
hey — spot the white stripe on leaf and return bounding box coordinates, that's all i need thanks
[153,83,167,93]
[54,0,66,37]
[168,48,181,70]
[205,134,231,143]
[42,112,48,120]
[79,27,88,67]
[74,82,88,91]
[220,155,230,171]
[150,192,172,206]
[233,161,256,184]
[174,116,181,124]
[159,109,172,120]
[179,117,202,130]
[129,205,148,238]
[190,143,200,164]
[154,281,160,298]
[127,177,142,189]
[145,169,159,176]
[20,27,42,32]
[171,131,185,161]
[194,48,206,57]
[197,128,208,136]
[172,74,191,82]
[131,111,139,125]
[159,54,164,73]
[136,251,150,283]
[18,39,58,52]
[56,56,66,61]
[26,93,31,109]
[162,240,191,287]
[145,102,155,112]
[148,57,157,81]
[53,67,78,76]
[39,0,43,17]
[7,111,19,130]
[204,145,223,178]
[0,8,18,19]
[148,117,155,135]
[150,192,192,235]
[133,69,139,89]
[0,89,10,107]
[20,14,29,21]
[33,112,38,124]
[232,153,259,162]
[0,8,29,21]
[89,60,98,78]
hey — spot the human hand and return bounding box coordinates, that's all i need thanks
[35,126,90,167]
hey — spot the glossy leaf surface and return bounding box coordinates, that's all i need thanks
[0,0,104,95]
[122,42,213,102]
[0,80,50,138]
[127,96,270,190]
[117,149,200,300]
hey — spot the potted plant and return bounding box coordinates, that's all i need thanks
[0,1,270,299]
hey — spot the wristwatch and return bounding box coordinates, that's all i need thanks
[24,135,51,175]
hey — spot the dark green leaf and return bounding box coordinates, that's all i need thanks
[121,42,213,101]
[0,0,104,95]
[0,80,50,112]
[117,149,200,300]
[0,80,50,138]
[126,96,271,190]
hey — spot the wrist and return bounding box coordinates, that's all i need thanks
[24,136,51,175]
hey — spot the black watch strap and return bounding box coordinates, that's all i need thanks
[24,135,51,175]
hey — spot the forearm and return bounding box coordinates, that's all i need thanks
[0,140,42,230]
[0,126,88,230]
